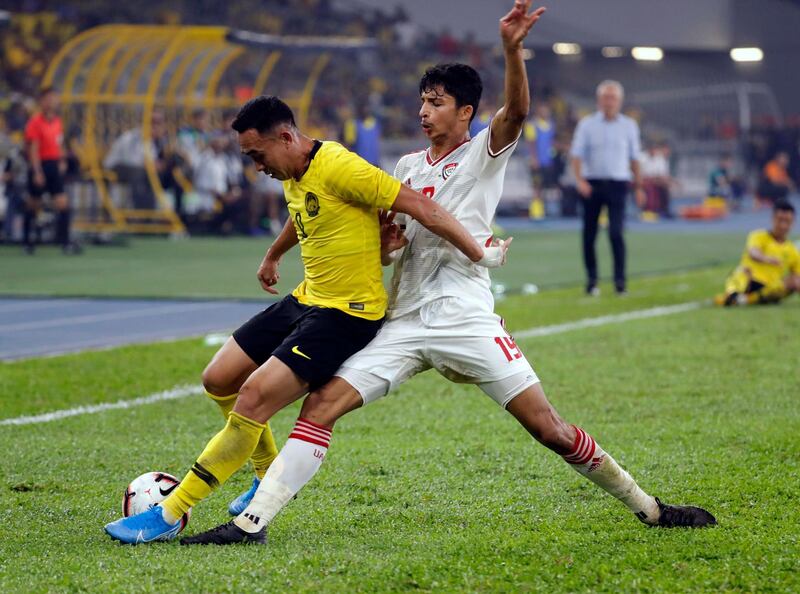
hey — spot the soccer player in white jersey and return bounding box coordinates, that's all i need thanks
[182,0,715,545]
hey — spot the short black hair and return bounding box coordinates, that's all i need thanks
[231,95,296,135]
[774,200,796,215]
[419,63,483,123]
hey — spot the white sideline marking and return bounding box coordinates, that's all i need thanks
[514,302,703,339]
[0,302,224,332]
[0,384,202,427]
[0,301,704,427]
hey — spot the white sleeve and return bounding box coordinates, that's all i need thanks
[469,122,519,176]
[570,118,588,160]
[629,119,642,161]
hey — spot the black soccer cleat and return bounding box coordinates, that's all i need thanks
[179,520,267,545]
[653,497,717,528]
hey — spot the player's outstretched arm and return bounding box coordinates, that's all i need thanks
[490,1,546,154]
[392,185,507,267]
[257,217,299,294]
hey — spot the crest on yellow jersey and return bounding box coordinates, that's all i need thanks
[305,192,320,217]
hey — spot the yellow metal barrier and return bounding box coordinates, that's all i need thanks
[43,24,371,235]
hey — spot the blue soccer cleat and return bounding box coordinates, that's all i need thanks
[228,477,261,516]
[104,506,181,544]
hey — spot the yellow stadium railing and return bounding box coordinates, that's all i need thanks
[42,24,375,235]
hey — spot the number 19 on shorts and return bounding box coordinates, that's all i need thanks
[494,336,522,362]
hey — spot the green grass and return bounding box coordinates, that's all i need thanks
[0,231,745,299]
[1,260,799,593]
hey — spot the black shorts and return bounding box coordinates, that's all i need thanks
[233,295,383,390]
[28,159,64,198]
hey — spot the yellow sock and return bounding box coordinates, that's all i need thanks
[161,411,265,523]
[206,391,237,418]
[205,391,278,480]
[250,422,278,479]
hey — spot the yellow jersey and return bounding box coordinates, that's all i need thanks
[739,229,800,286]
[283,140,401,320]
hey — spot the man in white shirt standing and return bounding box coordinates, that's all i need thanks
[571,81,644,295]
[181,0,715,547]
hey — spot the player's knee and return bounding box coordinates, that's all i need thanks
[201,362,234,397]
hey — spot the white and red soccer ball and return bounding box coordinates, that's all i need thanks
[121,471,191,533]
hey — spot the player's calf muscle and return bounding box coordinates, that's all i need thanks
[300,379,362,427]
[506,387,574,454]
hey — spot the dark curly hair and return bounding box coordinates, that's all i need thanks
[419,63,483,123]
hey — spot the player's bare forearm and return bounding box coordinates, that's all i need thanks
[747,247,781,266]
[492,2,546,151]
[391,185,482,262]
[265,217,299,262]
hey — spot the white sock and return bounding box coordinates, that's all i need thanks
[234,417,332,533]
[563,426,659,524]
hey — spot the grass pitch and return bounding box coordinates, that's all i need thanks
[1,232,799,593]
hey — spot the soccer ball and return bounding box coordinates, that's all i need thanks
[121,471,191,532]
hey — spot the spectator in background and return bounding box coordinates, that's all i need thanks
[708,153,745,212]
[1,113,28,243]
[177,108,210,172]
[343,106,381,167]
[23,87,80,254]
[103,110,170,210]
[523,103,557,217]
[757,151,795,207]
[246,162,284,236]
[192,132,245,235]
[570,80,644,296]
[469,96,495,137]
[639,142,673,218]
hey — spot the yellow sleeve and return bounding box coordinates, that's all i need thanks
[790,245,800,275]
[745,231,767,252]
[326,147,401,210]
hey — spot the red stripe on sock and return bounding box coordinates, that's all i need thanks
[288,431,330,448]
[289,417,332,448]
[297,417,333,432]
[295,420,332,440]
[568,433,592,462]
[564,426,596,465]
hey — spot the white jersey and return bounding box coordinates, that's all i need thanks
[388,126,517,319]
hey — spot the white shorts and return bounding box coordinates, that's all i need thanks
[336,298,539,408]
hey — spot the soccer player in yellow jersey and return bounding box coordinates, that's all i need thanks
[717,200,800,306]
[104,95,509,544]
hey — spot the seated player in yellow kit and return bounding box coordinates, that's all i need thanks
[104,95,510,544]
[717,200,800,306]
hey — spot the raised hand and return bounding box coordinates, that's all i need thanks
[499,0,546,50]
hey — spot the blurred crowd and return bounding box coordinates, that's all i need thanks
[2,0,800,243]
